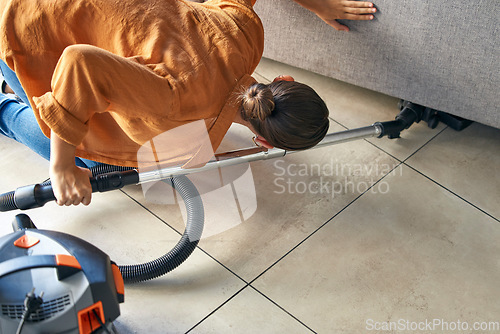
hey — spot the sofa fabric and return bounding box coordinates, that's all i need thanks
[254,0,499,128]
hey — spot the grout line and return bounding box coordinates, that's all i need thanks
[247,162,403,285]
[402,165,500,222]
[185,283,317,334]
[248,285,318,333]
[253,72,271,84]
[402,126,448,163]
[185,284,250,333]
[363,123,447,165]
[362,139,403,163]
[326,117,404,162]
[397,126,499,221]
[119,188,183,236]
[328,117,349,130]
[253,70,272,83]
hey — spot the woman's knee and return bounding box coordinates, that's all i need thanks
[0,95,32,139]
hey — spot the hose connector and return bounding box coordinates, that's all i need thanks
[374,101,425,139]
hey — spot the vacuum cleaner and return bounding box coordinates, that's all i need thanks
[0,101,471,333]
[0,175,204,334]
[0,214,123,334]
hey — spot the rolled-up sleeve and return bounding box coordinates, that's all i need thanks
[33,92,89,146]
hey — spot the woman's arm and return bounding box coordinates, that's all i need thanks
[50,130,92,206]
[293,0,376,31]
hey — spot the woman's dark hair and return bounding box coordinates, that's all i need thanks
[240,81,329,150]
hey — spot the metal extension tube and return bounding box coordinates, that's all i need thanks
[138,124,383,184]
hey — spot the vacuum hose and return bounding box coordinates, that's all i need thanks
[119,175,204,283]
[0,165,204,284]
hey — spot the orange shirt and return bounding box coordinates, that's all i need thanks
[0,0,263,167]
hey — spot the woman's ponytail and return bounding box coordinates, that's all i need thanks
[241,83,275,121]
[240,80,329,151]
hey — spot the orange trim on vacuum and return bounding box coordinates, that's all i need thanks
[111,264,125,296]
[77,301,106,334]
[13,235,40,248]
[55,254,82,269]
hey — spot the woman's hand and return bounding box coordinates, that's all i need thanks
[50,164,92,206]
[50,130,92,206]
[293,0,376,31]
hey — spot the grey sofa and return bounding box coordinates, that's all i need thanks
[254,0,499,129]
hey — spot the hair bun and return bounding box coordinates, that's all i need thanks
[241,83,275,121]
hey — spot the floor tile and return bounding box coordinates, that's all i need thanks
[191,286,312,334]
[112,257,245,334]
[0,136,49,189]
[0,137,50,236]
[252,71,269,84]
[255,58,447,161]
[122,120,400,282]
[252,165,500,333]
[406,122,500,218]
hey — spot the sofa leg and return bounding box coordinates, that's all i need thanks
[398,100,473,131]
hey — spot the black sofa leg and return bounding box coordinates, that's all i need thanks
[398,100,473,131]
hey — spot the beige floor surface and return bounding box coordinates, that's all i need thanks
[0,58,498,333]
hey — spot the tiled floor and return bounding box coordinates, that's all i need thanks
[1,58,499,333]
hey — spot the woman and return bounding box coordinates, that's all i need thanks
[0,0,375,206]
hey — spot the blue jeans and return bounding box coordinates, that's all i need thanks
[0,60,101,169]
